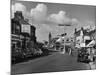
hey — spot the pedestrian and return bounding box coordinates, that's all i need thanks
[68,48,72,55]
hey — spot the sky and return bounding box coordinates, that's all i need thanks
[11,0,96,42]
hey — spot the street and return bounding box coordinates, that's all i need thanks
[11,52,90,75]
[10,2,96,75]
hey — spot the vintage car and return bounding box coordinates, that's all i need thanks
[77,47,92,63]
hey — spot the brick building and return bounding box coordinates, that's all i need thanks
[11,11,36,50]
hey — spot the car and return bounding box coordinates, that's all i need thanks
[77,47,91,63]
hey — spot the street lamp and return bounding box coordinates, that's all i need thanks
[58,24,71,54]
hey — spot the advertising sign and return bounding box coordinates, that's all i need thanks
[21,24,30,34]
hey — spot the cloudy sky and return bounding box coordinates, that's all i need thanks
[11,0,96,42]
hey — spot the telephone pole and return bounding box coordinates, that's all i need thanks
[58,24,71,54]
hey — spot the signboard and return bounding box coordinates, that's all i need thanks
[21,24,30,34]
[86,40,95,47]
[80,43,85,47]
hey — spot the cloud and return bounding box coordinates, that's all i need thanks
[11,3,79,26]
[30,4,48,23]
[11,3,48,24]
[85,20,95,26]
[48,11,79,25]
[11,3,27,18]
[71,18,79,25]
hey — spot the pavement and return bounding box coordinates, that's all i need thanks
[11,52,91,75]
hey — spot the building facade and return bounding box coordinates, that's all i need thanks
[11,11,36,50]
[74,26,96,48]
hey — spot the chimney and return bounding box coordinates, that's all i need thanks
[14,11,24,20]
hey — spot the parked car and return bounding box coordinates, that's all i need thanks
[34,49,43,56]
[77,47,91,63]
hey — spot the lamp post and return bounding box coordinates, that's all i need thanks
[58,24,71,54]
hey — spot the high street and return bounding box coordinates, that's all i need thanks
[11,52,90,74]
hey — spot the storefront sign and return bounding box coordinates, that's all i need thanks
[21,24,30,34]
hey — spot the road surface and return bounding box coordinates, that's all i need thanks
[11,52,90,75]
